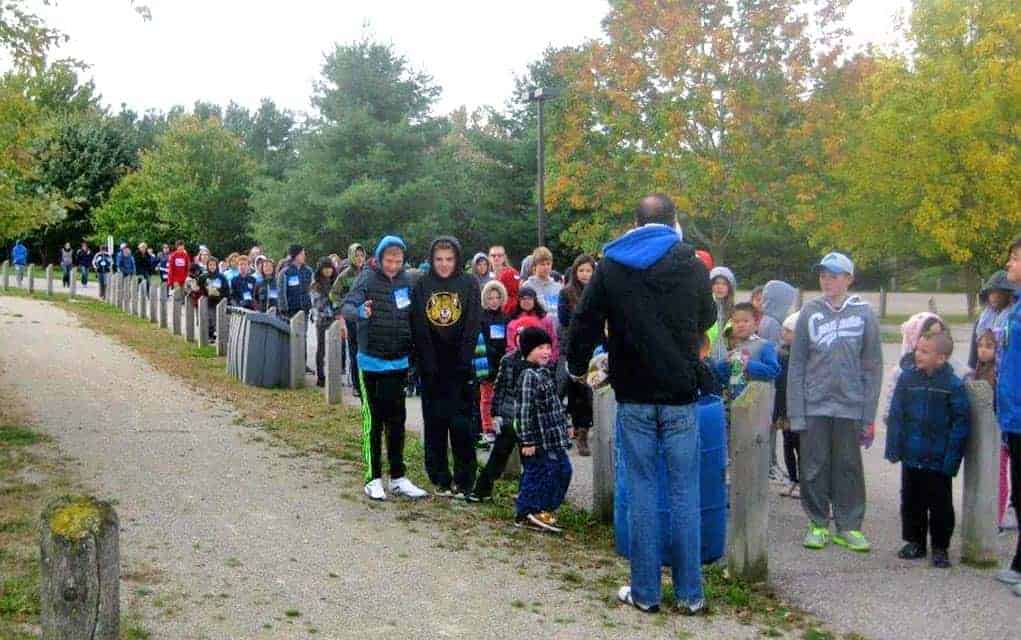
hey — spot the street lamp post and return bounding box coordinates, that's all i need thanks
[527,87,561,247]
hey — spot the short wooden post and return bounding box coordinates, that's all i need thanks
[148,283,157,323]
[1,260,8,289]
[324,321,343,404]
[171,287,183,336]
[69,269,77,299]
[106,273,115,305]
[215,299,228,356]
[185,297,195,342]
[961,380,999,566]
[592,386,617,523]
[726,381,775,583]
[158,284,168,329]
[289,312,306,389]
[928,296,938,315]
[46,265,54,296]
[27,264,35,293]
[878,287,887,320]
[40,495,119,640]
[890,276,897,291]
[197,297,209,347]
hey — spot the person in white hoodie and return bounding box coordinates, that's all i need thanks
[787,252,883,553]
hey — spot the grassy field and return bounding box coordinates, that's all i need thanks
[1,288,852,638]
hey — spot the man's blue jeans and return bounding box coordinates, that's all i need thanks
[617,402,702,609]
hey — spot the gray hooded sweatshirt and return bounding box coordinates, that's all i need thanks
[786,294,883,429]
[758,280,797,345]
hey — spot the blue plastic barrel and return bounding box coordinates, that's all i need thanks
[613,395,727,565]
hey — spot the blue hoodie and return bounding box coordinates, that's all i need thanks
[603,224,681,269]
[11,241,28,266]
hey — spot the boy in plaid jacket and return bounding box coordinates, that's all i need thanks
[515,327,573,533]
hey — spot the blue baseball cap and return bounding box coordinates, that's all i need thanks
[814,252,854,276]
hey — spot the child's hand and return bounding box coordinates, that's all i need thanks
[521,446,536,457]
[859,422,875,449]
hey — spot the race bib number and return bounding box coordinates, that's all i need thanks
[174,258,186,267]
[545,294,559,309]
[489,323,506,340]
[268,287,278,299]
[287,275,300,287]
[394,287,411,310]
[242,291,252,301]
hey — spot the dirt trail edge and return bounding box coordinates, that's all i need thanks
[0,297,764,639]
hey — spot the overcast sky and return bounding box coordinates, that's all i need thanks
[30,0,911,118]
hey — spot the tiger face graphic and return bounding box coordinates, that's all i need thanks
[426,292,461,327]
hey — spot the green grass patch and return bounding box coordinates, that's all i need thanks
[190,345,218,358]
[0,425,47,447]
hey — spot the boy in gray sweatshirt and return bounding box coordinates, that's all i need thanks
[787,252,883,553]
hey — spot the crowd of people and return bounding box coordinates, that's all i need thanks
[7,196,1021,614]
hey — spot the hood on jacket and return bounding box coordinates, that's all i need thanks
[374,235,406,263]
[899,311,943,356]
[603,224,681,270]
[762,280,797,322]
[347,242,365,264]
[472,252,490,270]
[429,236,462,265]
[979,270,1016,304]
[708,266,737,293]
[482,279,508,308]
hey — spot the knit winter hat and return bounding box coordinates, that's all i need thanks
[518,285,538,300]
[518,326,552,360]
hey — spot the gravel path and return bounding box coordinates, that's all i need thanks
[0,295,759,640]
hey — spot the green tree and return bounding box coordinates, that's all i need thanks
[251,38,445,258]
[93,115,256,251]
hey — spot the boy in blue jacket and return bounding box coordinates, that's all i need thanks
[713,302,781,400]
[885,331,970,568]
[995,235,1021,592]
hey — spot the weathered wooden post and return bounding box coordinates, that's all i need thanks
[197,297,209,347]
[148,283,157,323]
[140,282,149,319]
[184,298,195,342]
[961,380,999,566]
[171,287,183,336]
[726,381,775,583]
[324,321,343,404]
[928,296,939,315]
[878,287,887,320]
[215,299,228,356]
[1,260,8,289]
[106,273,115,305]
[40,495,119,640]
[289,312,306,389]
[27,264,35,293]
[592,386,617,523]
[69,269,77,299]
[158,283,168,329]
[890,276,897,292]
[46,265,54,296]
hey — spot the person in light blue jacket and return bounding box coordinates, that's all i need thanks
[11,239,28,285]
[116,245,135,276]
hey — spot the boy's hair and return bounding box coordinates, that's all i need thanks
[921,332,954,356]
[731,302,756,318]
[175,239,185,247]
[635,193,676,227]
[532,246,553,264]
[1009,234,1021,255]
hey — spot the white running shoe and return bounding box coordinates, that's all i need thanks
[389,476,427,499]
[364,478,386,501]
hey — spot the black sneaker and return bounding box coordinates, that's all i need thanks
[464,492,491,504]
[931,549,951,568]
[897,542,927,559]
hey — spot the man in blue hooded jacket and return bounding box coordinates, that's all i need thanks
[11,239,28,286]
[567,193,715,615]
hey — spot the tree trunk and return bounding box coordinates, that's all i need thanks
[39,496,119,640]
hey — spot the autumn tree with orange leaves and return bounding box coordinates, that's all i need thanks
[546,0,850,260]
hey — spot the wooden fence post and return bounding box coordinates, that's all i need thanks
[171,287,183,336]
[184,297,195,342]
[592,386,618,524]
[878,287,887,320]
[40,495,119,640]
[1,260,8,289]
[197,297,209,347]
[289,312,306,389]
[137,282,146,318]
[69,269,77,299]
[148,283,157,323]
[961,380,999,566]
[27,264,35,293]
[726,381,775,583]
[324,320,343,404]
[158,284,168,329]
[46,265,54,296]
[215,299,228,355]
[928,296,938,315]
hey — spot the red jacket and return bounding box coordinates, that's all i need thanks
[168,249,190,287]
